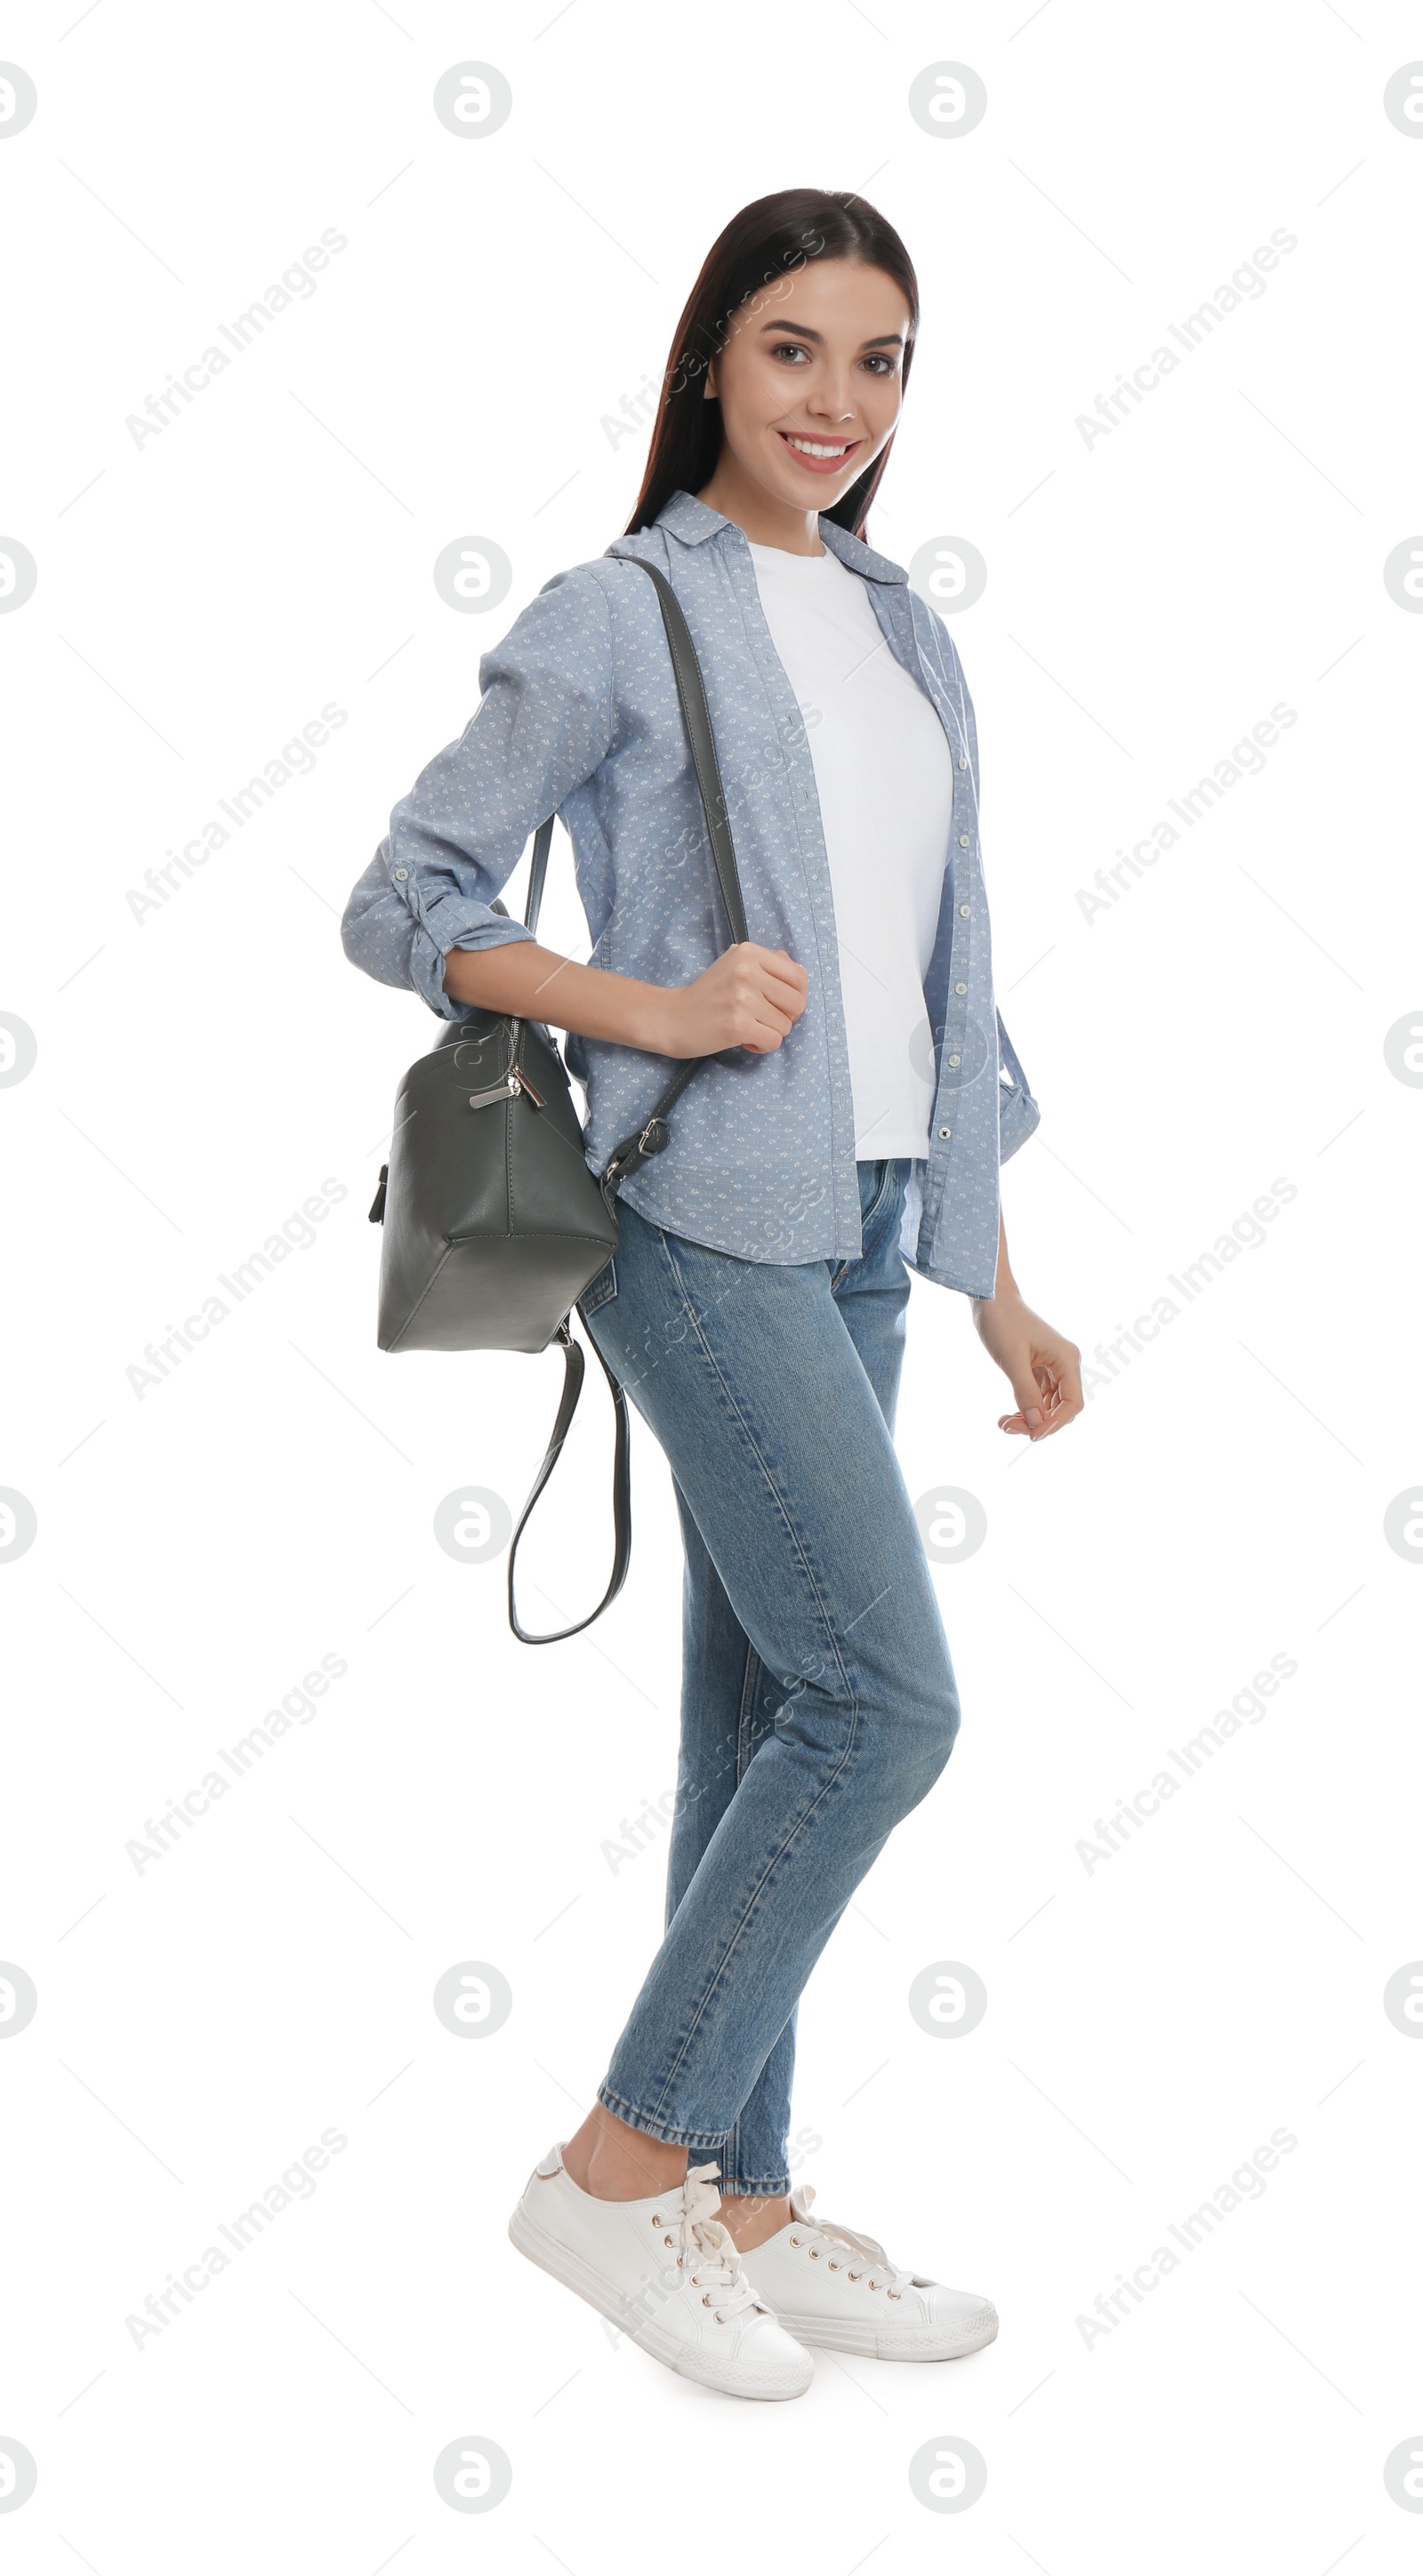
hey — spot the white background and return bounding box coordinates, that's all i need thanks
[3,0,1421,2565]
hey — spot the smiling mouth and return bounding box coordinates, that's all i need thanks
[776,430,863,472]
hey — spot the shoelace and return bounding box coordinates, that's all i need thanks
[651,2162,764,2325]
[786,2184,913,2298]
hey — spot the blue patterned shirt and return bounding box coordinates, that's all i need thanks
[341,489,1040,1298]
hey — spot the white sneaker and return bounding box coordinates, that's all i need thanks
[508,2144,814,2401]
[737,2183,999,2362]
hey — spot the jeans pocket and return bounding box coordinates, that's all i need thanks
[579,1257,617,1318]
[832,1162,906,1293]
[860,1160,897,1233]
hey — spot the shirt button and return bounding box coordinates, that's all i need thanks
[947,1053,961,1068]
[959,903,969,917]
[958,833,969,847]
[393,866,409,881]
[954,981,967,994]
[957,755,968,769]
[937,1125,951,1139]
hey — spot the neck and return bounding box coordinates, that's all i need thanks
[694,457,825,556]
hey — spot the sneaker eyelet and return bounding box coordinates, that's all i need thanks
[847,2270,861,2282]
[808,2248,821,2259]
[888,2290,902,2300]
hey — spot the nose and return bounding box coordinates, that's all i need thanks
[804,359,858,423]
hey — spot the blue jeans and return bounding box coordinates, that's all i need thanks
[581,1158,961,2196]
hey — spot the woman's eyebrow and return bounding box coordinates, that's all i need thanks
[757,321,907,350]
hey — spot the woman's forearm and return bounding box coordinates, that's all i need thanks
[442,935,811,1064]
[442,939,670,1051]
[973,1209,1021,1308]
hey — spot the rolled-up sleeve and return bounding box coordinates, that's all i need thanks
[996,1008,1041,1162]
[341,568,616,1020]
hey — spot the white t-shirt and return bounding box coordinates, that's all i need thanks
[749,540,956,1159]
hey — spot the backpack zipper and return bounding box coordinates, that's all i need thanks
[467,1018,546,1111]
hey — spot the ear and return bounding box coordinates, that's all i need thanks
[703,363,718,401]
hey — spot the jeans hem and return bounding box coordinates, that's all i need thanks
[713,2175,792,2198]
[595,2081,732,2155]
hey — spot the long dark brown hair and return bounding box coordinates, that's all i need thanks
[625,189,918,542]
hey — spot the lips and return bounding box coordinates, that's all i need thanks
[776,430,863,477]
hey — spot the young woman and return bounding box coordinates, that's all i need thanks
[343,189,1082,2401]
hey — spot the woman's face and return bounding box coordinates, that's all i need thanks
[703,257,912,518]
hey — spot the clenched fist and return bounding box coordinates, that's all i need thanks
[647,943,810,1059]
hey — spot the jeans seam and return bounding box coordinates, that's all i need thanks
[735,1637,761,1783]
[714,1639,762,2191]
[637,1227,864,2137]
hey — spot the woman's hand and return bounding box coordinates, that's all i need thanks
[973,1290,1083,1442]
[647,943,810,1059]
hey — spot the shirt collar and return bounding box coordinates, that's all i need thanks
[651,487,908,585]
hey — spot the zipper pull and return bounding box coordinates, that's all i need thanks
[467,1071,520,1111]
[465,1013,545,1111]
[467,1066,547,1112]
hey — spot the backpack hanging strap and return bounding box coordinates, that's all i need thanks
[506,1310,631,1645]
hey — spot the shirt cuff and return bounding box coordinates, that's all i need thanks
[999,1088,1041,1164]
[407,898,536,1021]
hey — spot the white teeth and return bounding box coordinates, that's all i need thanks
[784,436,852,460]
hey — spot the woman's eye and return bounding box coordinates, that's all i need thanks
[770,342,810,364]
[862,354,896,375]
